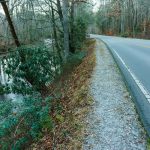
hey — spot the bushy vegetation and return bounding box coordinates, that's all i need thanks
[0,99,13,118]
[72,17,88,50]
[0,46,88,149]
[0,45,62,149]
[3,46,62,95]
[0,0,93,149]
[0,95,54,149]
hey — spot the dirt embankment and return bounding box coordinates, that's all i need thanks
[31,39,96,150]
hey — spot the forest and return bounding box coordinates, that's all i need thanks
[0,0,150,149]
[95,0,150,38]
[0,0,93,149]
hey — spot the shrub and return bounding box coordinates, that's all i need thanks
[0,96,54,150]
[3,46,62,95]
[71,17,88,50]
[0,99,13,119]
[120,32,130,37]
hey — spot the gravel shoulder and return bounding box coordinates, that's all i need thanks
[84,39,146,150]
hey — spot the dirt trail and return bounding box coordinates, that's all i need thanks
[83,40,146,150]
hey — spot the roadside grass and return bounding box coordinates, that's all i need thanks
[31,39,96,149]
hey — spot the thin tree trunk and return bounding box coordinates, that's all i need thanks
[56,0,64,29]
[50,1,62,62]
[62,0,69,61]
[70,0,75,53]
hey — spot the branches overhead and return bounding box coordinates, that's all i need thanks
[0,0,92,59]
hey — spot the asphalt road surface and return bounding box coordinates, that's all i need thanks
[91,34,150,95]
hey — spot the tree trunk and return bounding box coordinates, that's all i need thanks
[70,0,76,53]
[50,1,62,62]
[62,0,69,61]
[56,0,64,29]
[1,1,48,93]
[1,1,20,47]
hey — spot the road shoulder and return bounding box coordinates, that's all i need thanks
[84,39,146,149]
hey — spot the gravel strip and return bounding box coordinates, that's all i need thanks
[83,40,146,150]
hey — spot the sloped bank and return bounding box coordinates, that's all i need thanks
[31,39,96,149]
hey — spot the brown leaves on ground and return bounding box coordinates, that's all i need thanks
[32,39,96,150]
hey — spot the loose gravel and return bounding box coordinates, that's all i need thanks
[83,40,146,150]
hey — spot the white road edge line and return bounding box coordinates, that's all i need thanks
[111,47,150,104]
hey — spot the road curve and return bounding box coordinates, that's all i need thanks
[84,40,146,149]
[91,35,150,94]
[90,34,150,136]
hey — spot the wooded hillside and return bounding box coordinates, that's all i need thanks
[0,0,93,149]
[95,0,150,38]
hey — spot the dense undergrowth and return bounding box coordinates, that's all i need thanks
[30,39,96,149]
[0,39,96,149]
[1,45,62,95]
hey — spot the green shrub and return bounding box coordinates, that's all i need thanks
[0,99,13,119]
[2,46,62,95]
[120,32,130,37]
[62,51,87,72]
[71,17,88,50]
[0,96,54,150]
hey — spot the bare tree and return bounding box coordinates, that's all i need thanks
[0,0,20,47]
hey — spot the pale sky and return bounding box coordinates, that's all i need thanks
[93,0,100,12]
[0,6,4,14]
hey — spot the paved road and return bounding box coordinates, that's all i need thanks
[91,35,150,95]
